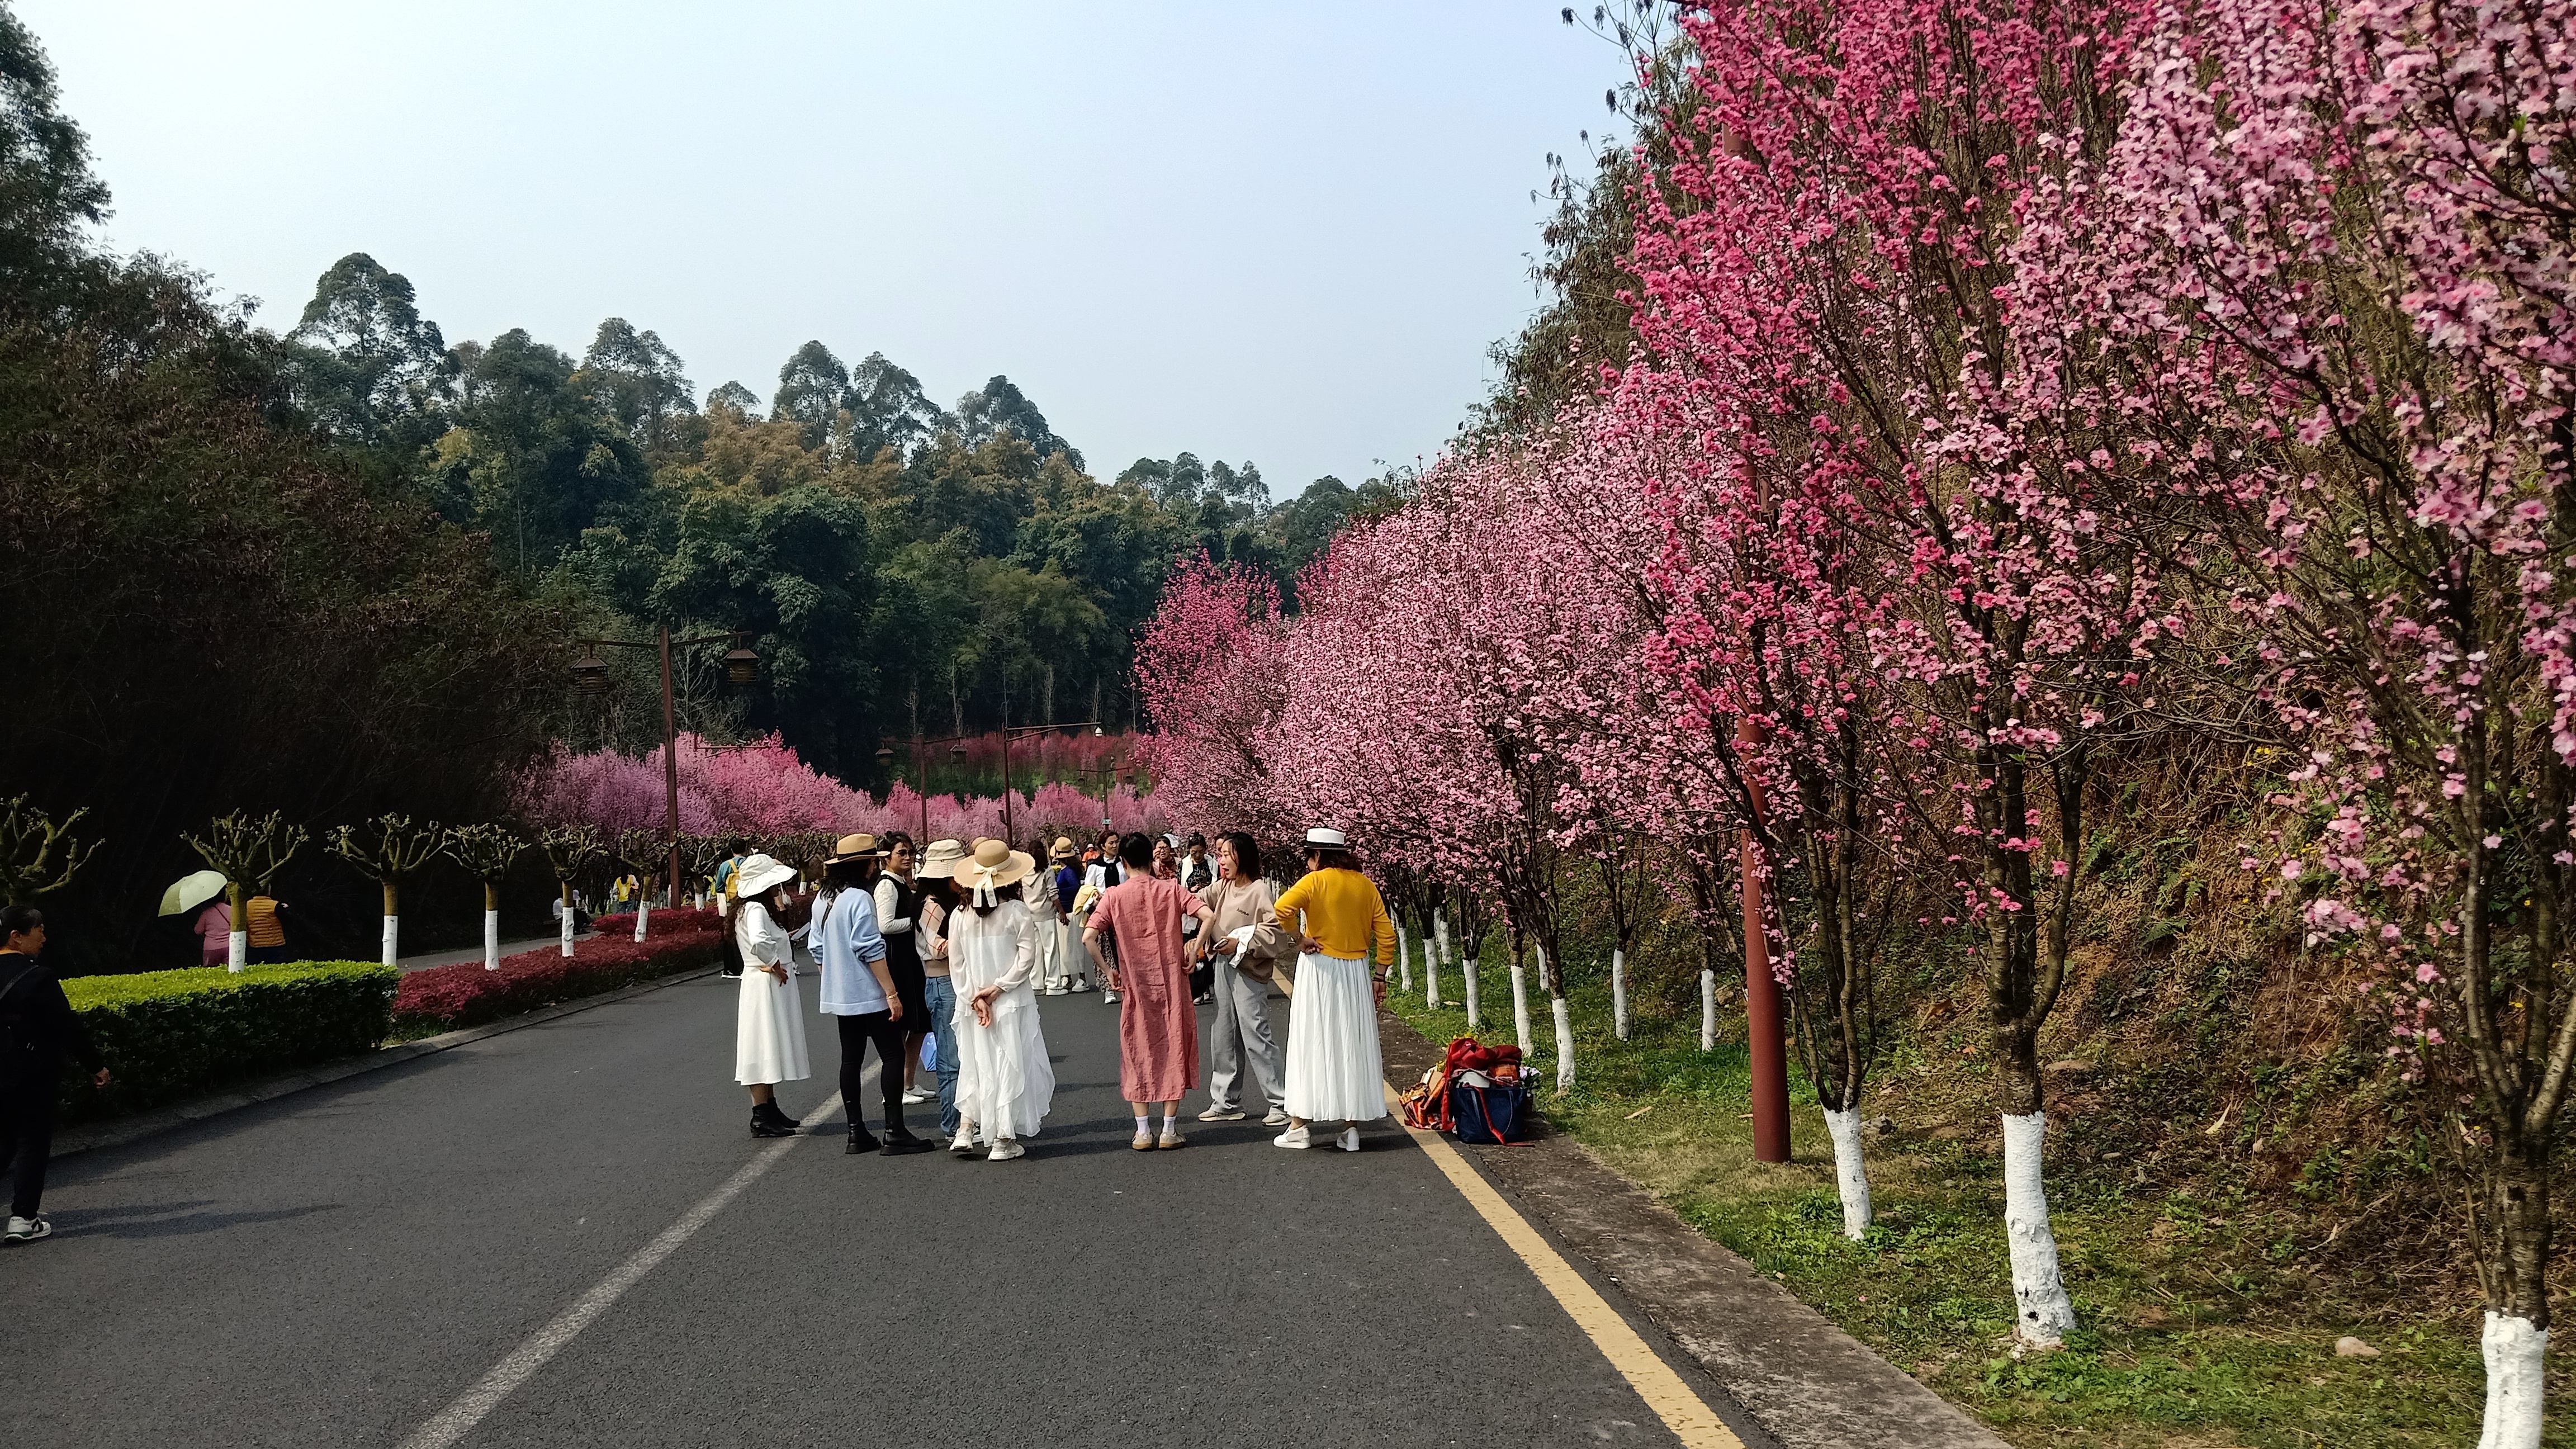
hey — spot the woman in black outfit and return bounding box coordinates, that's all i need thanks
[1,905,109,1243]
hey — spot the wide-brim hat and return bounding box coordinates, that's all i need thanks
[823,832,886,865]
[953,839,1036,895]
[733,853,798,896]
[1049,835,1077,861]
[916,839,967,879]
[1304,826,1350,849]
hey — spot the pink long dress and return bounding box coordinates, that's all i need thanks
[1090,875,1207,1101]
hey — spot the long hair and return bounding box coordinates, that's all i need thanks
[1220,831,1262,882]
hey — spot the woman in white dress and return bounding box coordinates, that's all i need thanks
[942,839,1054,1161]
[1271,826,1395,1152]
[730,853,811,1138]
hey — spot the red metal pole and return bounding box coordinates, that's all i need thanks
[1741,714,1791,1162]
[661,623,681,907]
[1000,727,1015,845]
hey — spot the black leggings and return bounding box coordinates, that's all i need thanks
[835,1011,909,1134]
[2,1078,56,1219]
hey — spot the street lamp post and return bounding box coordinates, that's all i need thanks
[888,721,1106,846]
[572,625,756,905]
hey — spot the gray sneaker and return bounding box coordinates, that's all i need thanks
[1198,1104,1245,1122]
[1262,1109,1291,1127]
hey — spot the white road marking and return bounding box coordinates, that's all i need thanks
[394,1091,847,1449]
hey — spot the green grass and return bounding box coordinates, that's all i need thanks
[1386,963,2555,1448]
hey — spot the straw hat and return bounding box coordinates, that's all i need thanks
[823,832,886,865]
[953,838,1036,903]
[1304,826,1350,849]
[1049,835,1077,862]
[733,853,798,897]
[916,839,967,879]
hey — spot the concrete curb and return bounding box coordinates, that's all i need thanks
[1377,1010,2007,1449]
[55,965,725,1161]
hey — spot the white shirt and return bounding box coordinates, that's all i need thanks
[874,876,913,935]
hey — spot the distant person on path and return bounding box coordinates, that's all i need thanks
[192,898,231,967]
[1,905,109,1244]
[1194,831,1288,1127]
[729,853,812,1141]
[943,840,1054,1161]
[1043,837,1082,994]
[243,886,290,965]
[1178,834,1215,893]
[1076,830,1126,1002]
[1021,835,1065,993]
[1271,826,1395,1152]
[1151,836,1178,879]
[815,835,930,1155]
[1085,834,1210,1150]
[912,839,966,1140]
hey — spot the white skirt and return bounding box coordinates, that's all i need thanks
[954,982,1055,1138]
[1284,952,1386,1123]
[735,965,811,1085]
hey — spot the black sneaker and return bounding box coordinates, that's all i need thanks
[750,1115,797,1139]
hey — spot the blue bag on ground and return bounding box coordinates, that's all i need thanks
[918,1031,936,1071]
[1450,1080,1531,1144]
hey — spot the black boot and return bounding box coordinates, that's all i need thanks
[754,1100,799,1133]
[879,1113,934,1156]
[750,1111,795,1139]
[845,1124,880,1154]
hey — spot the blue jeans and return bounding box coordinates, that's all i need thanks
[924,974,960,1137]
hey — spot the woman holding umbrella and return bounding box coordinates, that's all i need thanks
[159,870,231,967]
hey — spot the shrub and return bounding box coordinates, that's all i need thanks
[591,905,722,939]
[59,961,399,1121]
[392,926,724,1034]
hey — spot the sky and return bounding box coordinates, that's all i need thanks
[20,1,1639,498]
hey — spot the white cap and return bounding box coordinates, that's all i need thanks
[1304,826,1349,848]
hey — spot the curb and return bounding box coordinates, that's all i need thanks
[55,965,725,1161]
[1376,1008,2007,1449]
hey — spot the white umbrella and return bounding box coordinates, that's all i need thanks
[159,869,228,916]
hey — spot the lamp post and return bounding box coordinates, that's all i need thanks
[571,626,756,904]
[893,721,1105,846]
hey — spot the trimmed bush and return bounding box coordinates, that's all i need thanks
[592,905,722,938]
[59,961,400,1121]
[392,927,723,1034]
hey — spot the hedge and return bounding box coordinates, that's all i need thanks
[58,961,400,1121]
[392,926,725,1034]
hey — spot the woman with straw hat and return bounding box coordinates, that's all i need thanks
[816,834,933,1155]
[943,839,1055,1160]
[1085,832,1213,1149]
[1270,826,1395,1152]
[729,851,812,1140]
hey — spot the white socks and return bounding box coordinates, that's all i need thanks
[1158,1115,1177,1138]
[1134,1115,1150,1135]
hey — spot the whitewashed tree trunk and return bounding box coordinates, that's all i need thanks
[2478,1311,2547,1449]
[1611,948,1629,1040]
[381,915,399,968]
[1396,926,1412,992]
[227,930,247,972]
[560,888,576,958]
[1510,962,1532,1054]
[2001,1112,2077,1345]
[1464,960,1481,1030]
[1822,1107,1873,1240]
[1433,911,1450,970]
[634,899,651,942]
[1551,996,1574,1092]
[1699,968,1716,1051]
[482,884,502,972]
[1426,951,1442,1009]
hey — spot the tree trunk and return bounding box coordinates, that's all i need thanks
[226,879,247,972]
[2001,1103,2076,1345]
[1396,925,1412,993]
[1509,944,1533,1055]
[1701,968,1717,1052]
[381,878,400,968]
[2477,1133,2553,1448]
[1824,1107,1872,1241]
[559,882,576,958]
[634,889,651,943]
[483,881,501,971]
[1612,948,1629,1041]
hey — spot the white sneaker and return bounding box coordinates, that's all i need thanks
[1068,979,1093,993]
[1199,1104,1245,1121]
[3,1214,51,1243]
[950,1129,980,1157]
[1272,1125,1311,1149]
[1041,984,1067,996]
[987,1139,1025,1161]
[1102,991,1120,1004]
[1337,1126,1361,1153]
[1263,1109,1291,1127]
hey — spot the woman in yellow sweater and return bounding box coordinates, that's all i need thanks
[1271,826,1395,1151]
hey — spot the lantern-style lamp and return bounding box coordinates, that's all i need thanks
[723,641,759,685]
[572,650,610,694]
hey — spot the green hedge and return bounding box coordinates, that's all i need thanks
[57,960,399,1121]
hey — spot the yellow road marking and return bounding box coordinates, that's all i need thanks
[1385,1084,1747,1448]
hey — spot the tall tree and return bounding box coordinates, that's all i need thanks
[0,4,107,309]
[955,374,1081,468]
[580,318,694,456]
[285,253,454,451]
[771,339,849,446]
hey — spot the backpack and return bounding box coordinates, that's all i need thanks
[0,957,50,1075]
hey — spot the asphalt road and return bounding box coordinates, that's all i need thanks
[7,969,1763,1447]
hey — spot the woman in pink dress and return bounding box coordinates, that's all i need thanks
[1083,833,1210,1150]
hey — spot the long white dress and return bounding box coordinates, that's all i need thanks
[1284,950,1388,1123]
[733,898,811,1086]
[946,898,1054,1139]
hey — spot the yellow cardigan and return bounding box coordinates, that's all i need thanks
[1273,868,1395,965]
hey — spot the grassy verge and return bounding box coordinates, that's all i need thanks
[1388,970,2544,1448]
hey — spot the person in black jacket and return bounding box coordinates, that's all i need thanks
[1,905,108,1244]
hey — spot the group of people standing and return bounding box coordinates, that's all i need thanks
[718,823,1398,1159]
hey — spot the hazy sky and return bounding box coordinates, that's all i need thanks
[20,2,1636,496]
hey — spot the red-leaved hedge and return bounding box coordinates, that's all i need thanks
[393,927,725,1033]
[591,905,723,939]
